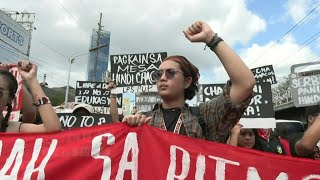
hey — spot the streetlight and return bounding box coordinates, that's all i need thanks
[64,43,109,109]
[64,52,89,109]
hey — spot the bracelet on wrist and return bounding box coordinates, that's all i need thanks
[204,33,224,51]
[33,96,51,107]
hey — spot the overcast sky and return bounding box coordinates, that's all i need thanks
[1,0,320,88]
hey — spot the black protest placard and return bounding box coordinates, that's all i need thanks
[110,52,167,93]
[201,83,274,118]
[290,73,320,107]
[75,81,122,108]
[135,92,162,112]
[201,84,225,101]
[251,65,277,84]
[58,113,112,129]
[243,82,274,118]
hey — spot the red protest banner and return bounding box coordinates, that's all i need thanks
[0,123,319,179]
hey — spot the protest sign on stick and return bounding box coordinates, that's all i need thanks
[110,52,167,93]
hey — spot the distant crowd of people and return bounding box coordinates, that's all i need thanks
[1,21,320,161]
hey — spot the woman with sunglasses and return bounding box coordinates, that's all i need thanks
[0,61,61,133]
[123,21,255,143]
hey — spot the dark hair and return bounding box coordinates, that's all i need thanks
[164,55,200,100]
[305,104,320,117]
[0,69,18,132]
[305,103,320,127]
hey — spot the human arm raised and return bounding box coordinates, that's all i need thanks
[18,61,61,133]
[294,115,320,157]
[228,123,242,146]
[107,80,120,123]
[183,21,255,104]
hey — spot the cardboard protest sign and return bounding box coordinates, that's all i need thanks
[201,82,275,128]
[135,92,161,112]
[290,72,320,107]
[75,81,122,108]
[57,113,113,129]
[251,65,277,84]
[202,84,224,101]
[110,52,167,93]
[243,82,274,118]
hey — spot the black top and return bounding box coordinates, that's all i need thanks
[254,131,286,155]
[162,107,187,135]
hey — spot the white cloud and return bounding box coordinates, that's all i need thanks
[240,35,319,78]
[284,0,317,23]
[198,34,319,86]
[0,0,267,88]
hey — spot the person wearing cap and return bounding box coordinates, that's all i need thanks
[72,103,94,114]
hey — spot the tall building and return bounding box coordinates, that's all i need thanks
[87,29,110,81]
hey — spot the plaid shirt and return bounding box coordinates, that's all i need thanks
[150,81,252,143]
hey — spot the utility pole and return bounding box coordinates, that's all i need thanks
[93,13,103,81]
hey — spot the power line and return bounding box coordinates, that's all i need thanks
[56,0,79,23]
[35,39,69,59]
[0,44,87,88]
[274,30,320,67]
[77,0,92,14]
[249,2,320,68]
[0,45,74,84]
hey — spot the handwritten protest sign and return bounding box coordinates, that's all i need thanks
[202,84,224,101]
[57,113,113,129]
[290,72,320,107]
[110,52,167,93]
[135,92,161,112]
[201,82,275,128]
[75,81,122,108]
[251,65,277,84]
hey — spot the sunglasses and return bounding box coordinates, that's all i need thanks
[152,68,184,81]
[0,89,9,99]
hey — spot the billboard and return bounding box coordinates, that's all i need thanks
[0,10,31,55]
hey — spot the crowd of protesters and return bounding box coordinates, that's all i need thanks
[1,20,320,161]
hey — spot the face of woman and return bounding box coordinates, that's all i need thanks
[238,129,255,149]
[156,60,186,100]
[0,76,11,111]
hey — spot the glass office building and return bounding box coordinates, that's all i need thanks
[87,29,110,81]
